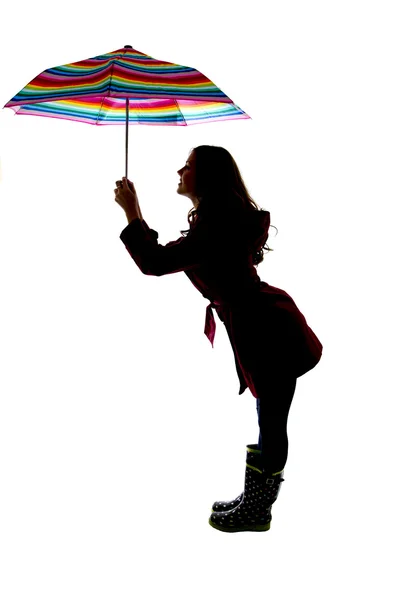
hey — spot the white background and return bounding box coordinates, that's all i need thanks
[0,2,399,599]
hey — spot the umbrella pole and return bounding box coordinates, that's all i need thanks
[125,98,129,179]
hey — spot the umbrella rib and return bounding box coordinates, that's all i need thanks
[96,97,106,125]
[95,49,122,125]
[101,51,118,124]
[173,99,187,125]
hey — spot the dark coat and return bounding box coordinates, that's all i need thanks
[120,210,323,399]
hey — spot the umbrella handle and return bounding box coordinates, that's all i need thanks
[125,98,129,179]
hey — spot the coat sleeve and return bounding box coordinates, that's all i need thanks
[119,218,204,276]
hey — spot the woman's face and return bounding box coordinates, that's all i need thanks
[177,151,198,206]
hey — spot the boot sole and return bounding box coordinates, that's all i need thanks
[208,517,271,533]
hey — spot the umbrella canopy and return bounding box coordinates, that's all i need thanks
[3,45,250,177]
[4,45,250,126]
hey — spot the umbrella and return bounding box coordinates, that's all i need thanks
[3,45,250,177]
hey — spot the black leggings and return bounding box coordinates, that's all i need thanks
[256,375,297,473]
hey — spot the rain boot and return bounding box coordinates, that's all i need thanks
[210,444,259,512]
[208,444,285,533]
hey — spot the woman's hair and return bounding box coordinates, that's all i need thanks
[180,145,277,265]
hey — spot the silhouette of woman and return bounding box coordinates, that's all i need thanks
[114,145,323,533]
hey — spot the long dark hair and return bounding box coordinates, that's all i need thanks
[180,145,277,265]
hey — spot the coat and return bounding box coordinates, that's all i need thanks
[119,210,323,399]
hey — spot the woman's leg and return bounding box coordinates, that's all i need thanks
[256,373,297,473]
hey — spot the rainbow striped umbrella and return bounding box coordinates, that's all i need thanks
[3,45,250,176]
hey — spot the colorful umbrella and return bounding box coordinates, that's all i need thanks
[3,45,250,177]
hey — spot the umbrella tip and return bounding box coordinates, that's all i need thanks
[124,45,133,48]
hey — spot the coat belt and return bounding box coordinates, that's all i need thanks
[204,290,260,348]
[205,302,218,348]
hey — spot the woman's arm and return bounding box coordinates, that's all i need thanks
[120,220,204,276]
[125,203,143,223]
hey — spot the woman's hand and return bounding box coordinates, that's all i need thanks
[114,177,143,222]
[114,177,138,212]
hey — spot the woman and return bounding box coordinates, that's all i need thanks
[114,145,323,533]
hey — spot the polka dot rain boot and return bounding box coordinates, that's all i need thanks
[210,444,259,512]
[208,444,285,533]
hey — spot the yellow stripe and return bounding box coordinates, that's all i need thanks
[246,463,283,476]
[246,463,263,474]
